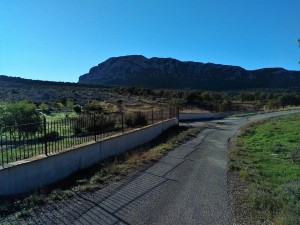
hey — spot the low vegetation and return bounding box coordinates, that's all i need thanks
[0,125,204,221]
[229,113,300,224]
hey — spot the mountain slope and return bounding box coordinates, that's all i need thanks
[78,55,300,90]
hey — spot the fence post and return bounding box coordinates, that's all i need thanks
[177,107,180,126]
[152,109,154,124]
[161,108,163,122]
[121,113,124,133]
[43,116,48,156]
[94,114,97,142]
[0,127,3,166]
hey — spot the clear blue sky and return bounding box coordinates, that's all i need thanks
[1,0,299,82]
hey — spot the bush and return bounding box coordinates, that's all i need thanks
[54,102,64,111]
[39,103,49,112]
[73,115,115,136]
[125,116,134,128]
[44,131,60,141]
[85,101,102,113]
[1,100,41,134]
[87,115,115,133]
[73,104,82,114]
[125,112,147,128]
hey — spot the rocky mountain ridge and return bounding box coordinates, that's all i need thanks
[78,55,300,90]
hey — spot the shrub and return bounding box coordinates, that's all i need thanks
[73,117,86,136]
[87,115,115,134]
[54,102,64,111]
[1,100,41,134]
[73,115,115,136]
[39,103,49,112]
[125,116,134,128]
[125,112,147,128]
[73,104,82,114]
[44,131,60,141]
[85,101,103,113]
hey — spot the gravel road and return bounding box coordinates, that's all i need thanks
[6,110,300,225]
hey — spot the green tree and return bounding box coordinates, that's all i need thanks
[106,103,114,112]
[220,100,232,112]
[85,101,103,113]
[73,104,82,114]
[39,103,49,112]
[267,100,281,110]
[240,92,255,102]
[66,99,74,109]
[201,91,211,102]
[278,94,291,108]
[184,91,203,105]
[210,92,223,103]
[54,102,64,111]
[1,100,41,134]
[0,102,7,127]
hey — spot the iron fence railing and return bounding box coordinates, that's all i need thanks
[0,108,177,167]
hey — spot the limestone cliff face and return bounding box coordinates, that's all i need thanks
[78,55,300,90]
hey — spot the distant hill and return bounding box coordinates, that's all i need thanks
[78,55,300,90]
[0,75,101,88]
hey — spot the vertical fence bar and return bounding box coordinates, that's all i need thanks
[30,128,33,157]
[94,114,96,142]
[64,117,68,149]
[38,121,41,155]
[57,120,59,152]
[48,121,51,154]
[5,124,8,164]
[152,109,154,124]
[59,119,62,151]
[33,123,37,156]
[43,117,48,155]
[67,117,70,148]
[86,115,89,142]
[177,107,180,125]
[53,121,56,152]
[48,121,51,153]
[0,128,3,166]
[13,123,18,161]
[9,127,13,163]
[121,113,124,133]
[161,108,163,122]
[24,128,28,159]
[72,118,75,147]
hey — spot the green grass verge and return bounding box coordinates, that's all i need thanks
[229,113,300,225]
[0,125,205,220]
[42,111,77,121]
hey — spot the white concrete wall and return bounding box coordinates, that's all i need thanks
[0,119,177,196]
[179,112,232,121]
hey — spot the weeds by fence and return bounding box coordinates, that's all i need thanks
[0,108,177,167]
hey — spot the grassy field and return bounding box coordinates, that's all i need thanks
[229,113,300,224]
[0,125,204,221]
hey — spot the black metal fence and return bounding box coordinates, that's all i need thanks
[0,108,177,167]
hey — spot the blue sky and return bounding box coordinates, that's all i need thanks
[1,0,299,82]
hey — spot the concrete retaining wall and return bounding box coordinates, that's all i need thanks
[179,112,233,121]
[179,111,257,121]
[0,119,177,196]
